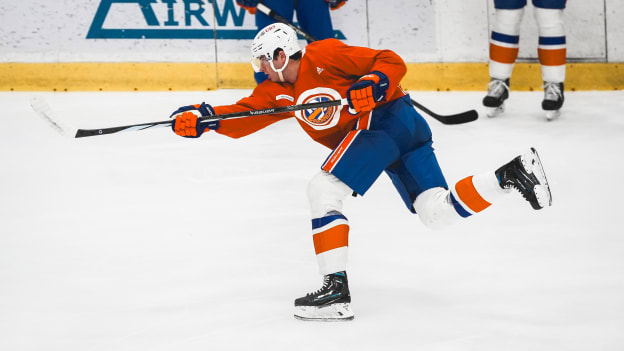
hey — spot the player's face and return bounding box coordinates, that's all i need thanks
[258,52,286,82]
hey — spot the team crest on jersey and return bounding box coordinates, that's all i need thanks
[295,88,343,130]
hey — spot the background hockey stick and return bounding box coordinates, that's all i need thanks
[256,3,317,42]
[409,99,478,125]
[254,2,478,125]
[73,98,348,138]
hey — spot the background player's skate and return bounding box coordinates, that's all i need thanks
[542,82,564,121]
[482,78,510,118]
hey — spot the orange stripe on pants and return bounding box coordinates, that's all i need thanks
[538,48,566,66]
[322,131,358,172]
[313,224,349,255]
[490,44,519,64]
[455,176,491,213]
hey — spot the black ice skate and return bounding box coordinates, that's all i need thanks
[294,271,354,321]
[496,147,552,210]
[483,78,510,118]
[542,81,564,120]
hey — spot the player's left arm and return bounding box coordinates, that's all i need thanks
[212,93,294,139]
[169,84,294,139]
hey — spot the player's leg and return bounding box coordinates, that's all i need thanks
[405,149,552,230]
[376,100,462,229]
[295,0,335,41]
[383,97,551,230]
[252,0,296,84]
[295,128,401,321]
[484,0,526,117]
[533,0,567,120]
[413,147,552,230]
[295,170,354,321]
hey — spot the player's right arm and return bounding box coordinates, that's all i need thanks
[170,83,295,139]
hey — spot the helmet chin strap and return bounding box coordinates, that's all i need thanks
[270,55,290,83]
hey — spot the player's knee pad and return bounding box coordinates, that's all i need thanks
[534,7,564,36]
[414,187,461,231]
[307,171,353,218]
[494,8,525,35]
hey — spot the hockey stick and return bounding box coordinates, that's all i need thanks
[73,98,348,138]
[30,96,78,137]
[254,2,478,125]
[409,99,478,125]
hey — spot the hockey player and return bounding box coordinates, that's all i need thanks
[170,23,552,321]
[235,0,347,84]
[484,0,567,120]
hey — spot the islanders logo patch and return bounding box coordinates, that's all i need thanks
[295,88,343,130]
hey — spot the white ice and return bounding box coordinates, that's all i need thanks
[1,90,623,351]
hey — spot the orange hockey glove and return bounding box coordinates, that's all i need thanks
[235,0,258,14]
[326,0,348,10]
[346,71,389,113]
[169,102,219,138]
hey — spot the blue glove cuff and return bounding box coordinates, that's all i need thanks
[369,71,389,96]
[197,102,215,117]
[169,102,215,119]
[198,119,220,131]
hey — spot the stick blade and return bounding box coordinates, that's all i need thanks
[29,96,76,137]
[439,109,479,125]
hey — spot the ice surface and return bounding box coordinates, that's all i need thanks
[1,90,623,351]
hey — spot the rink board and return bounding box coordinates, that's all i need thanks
[1,62,622,92]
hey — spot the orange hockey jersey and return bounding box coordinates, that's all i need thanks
[212,39,407,150]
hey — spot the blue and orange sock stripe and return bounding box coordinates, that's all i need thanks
[490,31,520,64]
[538,36,566,66]
[450,176,492,218]
[312,213,349,255]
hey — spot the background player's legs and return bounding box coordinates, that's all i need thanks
[533,1,567,118]
[295,0,335,40]
[484,0,526,116]
[489,3,526,80]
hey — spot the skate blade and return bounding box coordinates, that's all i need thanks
[294,303,354,322]
[522,148,552,209]
[544,109,561,121]
[485,104,504,118]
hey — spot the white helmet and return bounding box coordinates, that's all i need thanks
[250,23,301,75]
